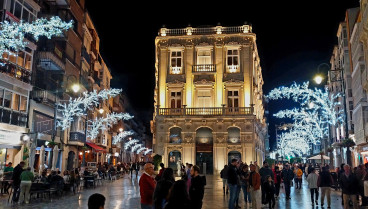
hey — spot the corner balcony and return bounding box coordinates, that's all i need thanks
[38,51,65,71]
[69,131,86,146]
[192,64,216,73]
[158,107,253,116]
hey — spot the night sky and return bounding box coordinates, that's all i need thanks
[85,1,360,150]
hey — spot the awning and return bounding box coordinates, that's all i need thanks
[86,142,105,152]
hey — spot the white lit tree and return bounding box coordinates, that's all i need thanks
[124,139,139,150]
[267,81,345,157]
[88,112,133,140]
[131,144,142,152]
[56,88,122,130]
[113,130,135,145]
[0,17,73,65]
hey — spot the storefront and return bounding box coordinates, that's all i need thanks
[359,145,368,164]
[0,129,26,169]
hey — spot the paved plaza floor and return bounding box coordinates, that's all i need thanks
[0,173,357,209]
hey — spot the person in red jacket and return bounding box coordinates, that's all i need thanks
[139,163,156,209]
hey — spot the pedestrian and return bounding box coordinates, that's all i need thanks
[19,167,34,204]
[263,175,276,209]
[2,162,13,194]
[130,162,135,178]
[356,164,368,206]
[163,180,190,209]
[273,166,281,198]
[227,159,239,209]
[259,161,274,205]
[153,168,175,209]
[11,161,25,202]
[189,165,206,209]
[318,166,334,208]
[249,164,261,209]
[186,164,193,193]
[234,162,242,209]
[307,167,319,206]
[240,164,251,204]
[281,164,294,200]
[220,164,229,195]
[139,163,156,209]
[294,165,303,189]
[339,164,359,209]
[305,163,309,178]
[155,163,166,181]
[88,193,105,209]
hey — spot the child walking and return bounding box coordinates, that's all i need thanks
[263,175,276,209]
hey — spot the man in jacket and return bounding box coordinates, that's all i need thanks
[318,166,334,208]
[220,165,229,194]
[307,168,319,205]
[139,163,156,209]
[249,164,261,209]
[11,161,25,202]
[281,164,294,200]
[259,161,274,205]
[227,159,238,209]
[294,165,303,189]
[189,165,206,209]
[339,164,358,209]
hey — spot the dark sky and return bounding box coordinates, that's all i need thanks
[85,0,360,149]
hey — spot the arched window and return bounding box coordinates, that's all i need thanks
[169,127,182,143]
[196,127,213,144]
[228,127,240,143]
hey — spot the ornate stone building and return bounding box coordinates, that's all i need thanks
[151,25,267,174]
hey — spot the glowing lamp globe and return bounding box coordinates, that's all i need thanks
[314,75,323,85]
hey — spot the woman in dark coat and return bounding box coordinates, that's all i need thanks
[153,168,175,209]
[164,180,191,209]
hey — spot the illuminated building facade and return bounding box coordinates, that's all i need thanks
[151,25,267,174]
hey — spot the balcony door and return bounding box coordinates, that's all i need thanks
[197,90,213,108]
[227,90,239,112]
[197,49,212,65]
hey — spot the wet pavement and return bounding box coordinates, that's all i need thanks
[0,173,355,209]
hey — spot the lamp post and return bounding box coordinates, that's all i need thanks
[314,63,349,165]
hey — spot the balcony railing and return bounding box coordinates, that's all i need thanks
[38,51,65,71]
[32,90,57,104]
[70,132,86,143]
[0,61,31,84]
[159,25,252,36]
[0,108,27,127]
[192,64,216,73]
[158,107,253,116]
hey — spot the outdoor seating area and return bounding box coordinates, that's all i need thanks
[0,162,128,206]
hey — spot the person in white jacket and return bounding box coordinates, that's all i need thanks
[307,168,319,206]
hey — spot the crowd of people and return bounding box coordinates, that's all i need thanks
[138,162,206,209]
[220,159,368,209]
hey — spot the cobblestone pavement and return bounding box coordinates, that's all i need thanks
[0,173,356,209]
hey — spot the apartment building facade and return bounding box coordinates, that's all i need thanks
[151,25,268,174]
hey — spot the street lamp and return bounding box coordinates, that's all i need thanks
[72,84,80,93]
[99,108,104,114]
[314,75,323,85]
[119,128,124,132]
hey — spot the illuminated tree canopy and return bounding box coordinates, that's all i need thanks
[266,81,345,157]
